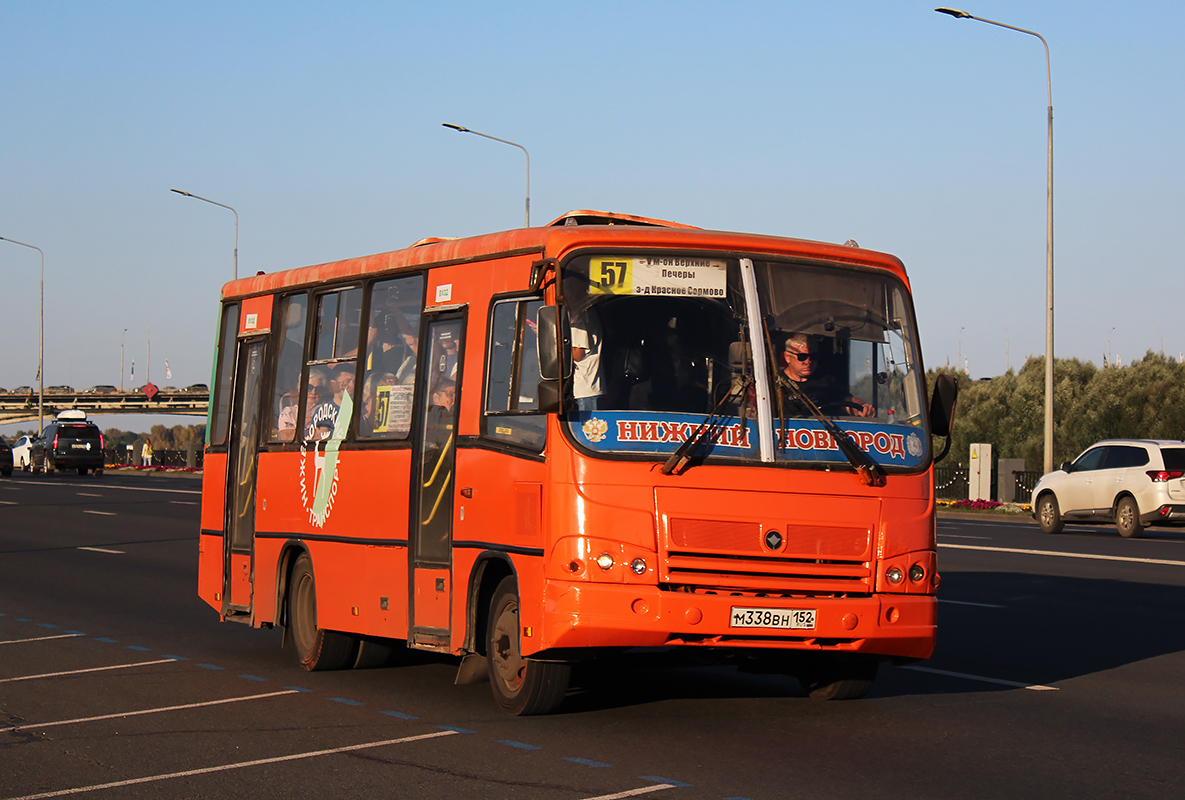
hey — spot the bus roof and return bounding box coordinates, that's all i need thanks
[220,210,908,300]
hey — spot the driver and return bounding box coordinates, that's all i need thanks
[780,333,874,418]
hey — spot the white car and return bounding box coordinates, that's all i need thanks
[11,435,36,471]
[1031,439,1185,538]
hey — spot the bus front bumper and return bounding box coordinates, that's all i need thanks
[538,582,935,661]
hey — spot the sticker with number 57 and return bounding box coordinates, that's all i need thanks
[590,258,632,295]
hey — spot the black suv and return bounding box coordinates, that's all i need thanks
[30,411,105,476]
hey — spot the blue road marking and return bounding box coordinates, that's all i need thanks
[197,663,225,670]
[567,758,612,768]
[381,710,417,720]
[498,740,541,750]
[239,674,268,682]
[642,776,692,787]
[330,697,365,706]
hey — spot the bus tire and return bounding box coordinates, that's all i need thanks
[486,577,570,716]
[798,656,878,701]
[288,554,357,671]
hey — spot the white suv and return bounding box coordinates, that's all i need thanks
[1031,439,1185,538]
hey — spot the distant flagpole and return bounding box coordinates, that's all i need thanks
[131,361,135,385]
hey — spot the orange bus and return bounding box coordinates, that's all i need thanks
[198,210,957,715]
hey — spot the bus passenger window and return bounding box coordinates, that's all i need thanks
[209,303,240,446]
[268,294,308,443]
[484,297,546,450]
[359,275,423,440]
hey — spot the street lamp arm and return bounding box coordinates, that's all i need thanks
[441,123,531,227]
[934,9,1051,105]
[0,235,46,429]
[171,188,240,280]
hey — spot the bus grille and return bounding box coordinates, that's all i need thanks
[660,518,873,595]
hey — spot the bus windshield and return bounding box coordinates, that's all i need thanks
[562,254,929,470]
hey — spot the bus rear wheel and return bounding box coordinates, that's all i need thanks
[288,554,357,671]
[486,577,570,716]
[798,655,878,701]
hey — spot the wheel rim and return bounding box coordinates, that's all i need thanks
[490,596,525,694]
[1119,503,1134,529]
[1040,499,1054,526]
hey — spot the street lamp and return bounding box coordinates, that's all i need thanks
[442,123,531,228]
[170,189,239,280]
[0,235,44,429]
[936,7,1055,473]
[121,327,128,391]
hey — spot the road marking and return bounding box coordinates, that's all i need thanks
[77,547,124,554]
[81,510,116,517]
[938,599,1006,609]
[582,786,680,800]
[900,664,1058,691]
[939,542,1185,567]
[0,500,17,505]
[0,659,174,684]
[168,500,198,505]
[938,534,992,540]
[1,689,299,732]
[2,730,459,800]
[0,633,85,646]
[76,493,102,497]
[0,479,200,495]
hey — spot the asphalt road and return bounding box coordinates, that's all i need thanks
[2,473,1184,799]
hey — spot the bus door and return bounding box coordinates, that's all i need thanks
[224,337,267,619]
[409,314,464,649]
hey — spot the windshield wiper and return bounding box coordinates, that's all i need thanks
[778,376,886,487]
[661,376,751,476]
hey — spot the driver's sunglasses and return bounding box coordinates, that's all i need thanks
[788,351,814,362]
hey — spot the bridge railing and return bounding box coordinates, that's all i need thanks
[105,447,204,469]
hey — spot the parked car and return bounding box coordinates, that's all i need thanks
[185,383,209,394]
[45,385,75,394]
[12,386,33,394]
[0,436,12,477]
[29,409,105,476]
[10,435,36,470]
[83,384,118,393]
[1031,439,1185,538]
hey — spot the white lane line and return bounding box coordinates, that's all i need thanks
[0,634,85,646]
[77,547,124,554]
[0,659,174,684]
[938,599,1006,609]
[582,786,679,800]
[938,534,992,540]
[1,689,299,732]
[81,510,116,517]
[939,542,1185,567]
[2,730,459,800]
[0,500,17,505]
[168,500,198,506]
[75,493,102,498]
[900,664,1058,691]
[0,480,199,495]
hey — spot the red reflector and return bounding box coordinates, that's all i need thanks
[1147,470,1184,482]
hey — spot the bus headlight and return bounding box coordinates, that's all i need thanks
[885,566,904,585]
[596,553,615,571]
[630,558,647,575]
[908,563,926,583]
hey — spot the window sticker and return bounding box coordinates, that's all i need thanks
[588,256,728,298]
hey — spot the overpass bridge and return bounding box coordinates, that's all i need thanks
[0,390,209,426]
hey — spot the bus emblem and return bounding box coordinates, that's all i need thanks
[581,417,609,443]
[298,392,353,527]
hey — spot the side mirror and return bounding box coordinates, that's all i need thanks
[928,373,958,438]
[536,306,571,382]
[1060,461,1074,473]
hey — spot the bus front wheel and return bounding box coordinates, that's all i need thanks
[287,554,357,671]
[486,577,570,716]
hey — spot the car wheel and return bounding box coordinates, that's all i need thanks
[1037,493,1064,534]
[42,455,55,475]
[1116,496,1144,538]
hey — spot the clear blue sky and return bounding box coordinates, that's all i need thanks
[2,0,1182,430]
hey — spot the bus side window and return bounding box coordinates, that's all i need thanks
[209,302,240,446]
[359,275,423,440]
[268,293,308,443]
[484,297,546,450]
[304,287,362,441]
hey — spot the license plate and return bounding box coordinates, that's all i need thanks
[730,607,816,630]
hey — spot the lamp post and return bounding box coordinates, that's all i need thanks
[936,7,1055,474]
[121,327,127,391]
[0,235,44,429]
[170,189,239,280]
[442,123,531,228]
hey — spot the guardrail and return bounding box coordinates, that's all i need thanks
[0,390,208,424]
